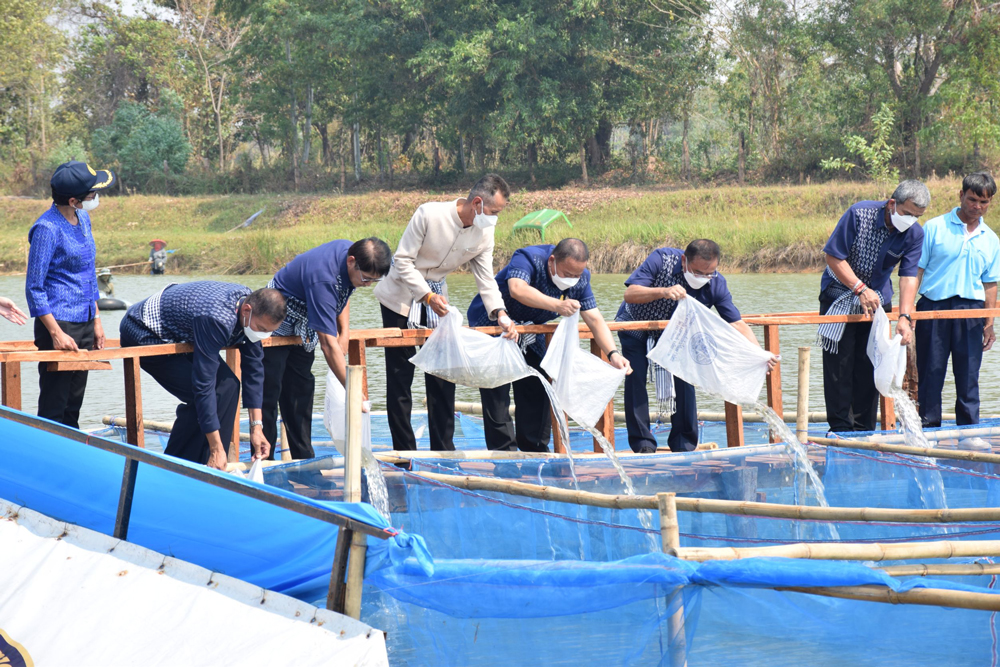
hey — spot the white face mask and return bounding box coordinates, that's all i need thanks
[79,193,99,212]
[472,199,498,229]
[684,271,711,289]
[549,259,581,291]
[242,309,272,343]
[890,206,917,232]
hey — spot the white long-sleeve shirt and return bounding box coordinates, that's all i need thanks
[374,199,504,317]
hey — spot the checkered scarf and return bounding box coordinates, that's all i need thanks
[268,278,318,352]
[407,279,446,329]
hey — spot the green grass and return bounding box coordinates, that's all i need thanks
[0,177,972,275]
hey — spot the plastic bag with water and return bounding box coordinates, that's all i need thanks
[410,306,532,388]
[322,370,371,447]
[867,308,907,396]
[647,297,772,405]
[540,311,626,429]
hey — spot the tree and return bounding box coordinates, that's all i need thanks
[91,96,191,191]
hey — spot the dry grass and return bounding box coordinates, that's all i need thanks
[0,176,971,275]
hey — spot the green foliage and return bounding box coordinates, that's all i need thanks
[821,104,899,197]
[43,138,90,172]
[91,100,191,190]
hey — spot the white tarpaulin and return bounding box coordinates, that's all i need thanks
[867,307,907,396]
[647,297,773,405]
[541,311,627,429]
[0,499,388,667]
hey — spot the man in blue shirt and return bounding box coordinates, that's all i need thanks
[120,282,286,470]
[26,161,116,428]
[616,240,774,453]
[468,239,631,452]
[916,172,1000,441]
[818,180,928,433]
[263,238,392,459]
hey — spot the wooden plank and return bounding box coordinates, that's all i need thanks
[590,339,615,452]
[123,357,144,448]
[46,360,113,371]
[2,361,21,410]
[348,339,368,400]
[763,324,782,444]
[226,348,242,463]
[880,395,896,431]
[344,366,364,502]
[545,333,566,455]
[724,402,744,447]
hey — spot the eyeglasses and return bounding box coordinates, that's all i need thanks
[690,271,718,279]
[359,274,382,283]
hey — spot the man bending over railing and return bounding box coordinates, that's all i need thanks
[119,282,286,470]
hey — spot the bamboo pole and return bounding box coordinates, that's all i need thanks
[658,492,687,667]
[867,425,1000,445]
[811,435,1000,465]
[657,493,680,555]
[676,540,1000,563]
[878,563,1000,577]
[342,365,367,620]
[411,470,1000,523]
[102,416,252,441]
[777,584,1000,612]
[796,347,810,443]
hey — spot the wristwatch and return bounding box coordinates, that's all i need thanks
[899,313,913,323]
[250,420,263,429]
[608,350,621,359]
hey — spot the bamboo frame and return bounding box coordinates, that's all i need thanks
[776,585,1000,612]
[411,470,1000,524]
[811,435,1000,465]
[878,563,1000,577]
[676,540,1000,562]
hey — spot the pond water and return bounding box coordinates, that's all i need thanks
[0,271,991,431]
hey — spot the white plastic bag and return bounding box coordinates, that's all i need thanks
[246,457,264,484]
[322,370,372,451]
[410,307,532,388]
[867,307,907,396]
[647,297,772,405]
[540,311,627,429]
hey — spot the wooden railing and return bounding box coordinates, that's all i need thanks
[2,307,999,455]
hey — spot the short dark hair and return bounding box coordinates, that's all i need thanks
[349,237,392,276]
[51,186,92,206]
[246,288,287,324]
[962,172,997,199]
[552,238,589,262]
[468,173,511,205]
[684,239,721,263]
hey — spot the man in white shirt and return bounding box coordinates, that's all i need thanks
[374,174,518,450]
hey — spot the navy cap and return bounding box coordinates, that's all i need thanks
[50,161,117,198]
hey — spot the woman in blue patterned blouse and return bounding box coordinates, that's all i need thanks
[25,161,116,428]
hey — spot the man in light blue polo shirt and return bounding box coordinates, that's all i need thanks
[917,172,1000,442]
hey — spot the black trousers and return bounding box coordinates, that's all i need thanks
[380,303,455,451]
[621,332,698,453]
[262,344,316,460]
[34,318,95,429]
[820,297,883,433]
[916,295,985,428]
[479,347,552,452]
[138,353,240,464]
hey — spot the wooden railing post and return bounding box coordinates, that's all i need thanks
[348,339,369,400]
[764,325,783,443]
[226,348,241,463]
[1,361,21,410]
[544,333,567,455]
[591,340,615,452]
[796,347,811,443]
[123,356,144,448]
[881,396,896,431]
[343,364,367,620]
[724,402,744,447]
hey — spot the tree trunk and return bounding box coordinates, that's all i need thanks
[340,127,347,191]
[738,129,746,185]
[477,136,486,170]
[458,132,467,175]
[255,130,269,169]
[580,143,588,186]
[388,135,394,188]
[285,40,299,190]
[301,83,313,167]
[39,77,46,154]
[352,123,361,183]
[376,126,384,182]
[682,112,691,182]
[528,143,537,185]
[319,123,331,168]
[432,131,441,182]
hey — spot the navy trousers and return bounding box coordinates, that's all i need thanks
[620,333,698,453]
[479,347,552,452]
[819,296,882,432]
[261,344,316,460]
[34,318,95,429]
[380,304,456,451]
[916,295,985,428]
[137,352,241,464]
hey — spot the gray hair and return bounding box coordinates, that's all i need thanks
[891,180,931,208]
[468,173,511,206]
